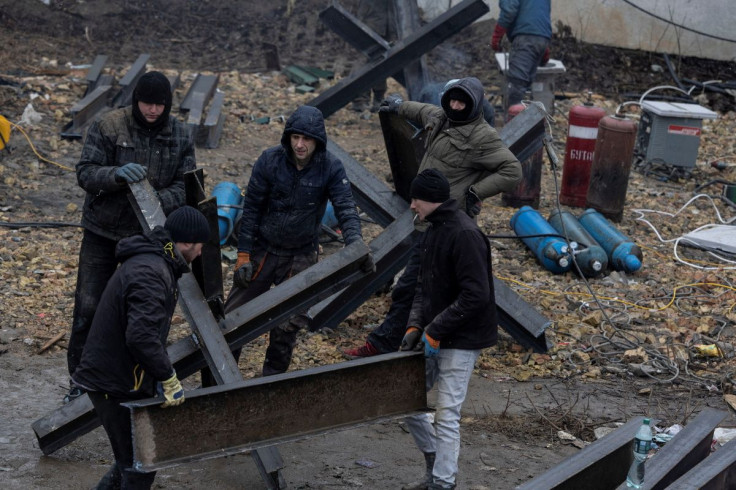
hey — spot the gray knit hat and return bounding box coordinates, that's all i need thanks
[165,206,210,243]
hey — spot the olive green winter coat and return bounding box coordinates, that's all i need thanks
[398,77,521,210]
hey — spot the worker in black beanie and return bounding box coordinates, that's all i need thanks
[132,71,173,130]
[401,168,497,490]
[73,205,210,489]
[67,71,196,404]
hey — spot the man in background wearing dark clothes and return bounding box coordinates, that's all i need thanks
[72,206,210,490]
[67,71,195,403]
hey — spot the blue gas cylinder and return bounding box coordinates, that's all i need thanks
[510,206,572,274]
[547,209,608,277]
[212,181,243,245]
[321,200,338,229]
[578,208,642,273]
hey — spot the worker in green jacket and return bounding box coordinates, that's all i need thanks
[342,76,521,360]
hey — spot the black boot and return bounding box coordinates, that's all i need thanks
[401,452,435,490]
[94,463,121,490]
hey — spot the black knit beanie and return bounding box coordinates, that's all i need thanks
[444,87,473,122]
[410,169,450,203]
[132,71,172,130]
[165,206,210,243]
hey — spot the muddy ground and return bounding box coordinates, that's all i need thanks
[2,1,736,489]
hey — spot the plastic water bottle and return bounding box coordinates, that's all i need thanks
[626,418,652,488]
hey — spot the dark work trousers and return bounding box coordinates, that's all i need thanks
[201,247,317,384]
[366,235,422,353]
[506,34,549,107]
[68,229,119,376]
[88,392,156,489]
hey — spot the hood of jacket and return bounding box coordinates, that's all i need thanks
[280,105,327,153]
[440,77,485,124]
[115,226,190,279]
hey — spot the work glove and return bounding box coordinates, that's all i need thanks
[378,94,403,114]
[422,332,440,358]
[114,162,147,183]
[160,372,185,408]
[465,186,482,218]
[491,24,506,52]
[400,326,423,351]
[233,251,254,289]
[540,46,550,66]
[361,251,376,274]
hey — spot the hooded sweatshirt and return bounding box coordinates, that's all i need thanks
[237,105,362,255]
[72,227,189,398]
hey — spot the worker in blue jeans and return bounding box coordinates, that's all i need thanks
[399,170,497,490]
[491,0,552,107]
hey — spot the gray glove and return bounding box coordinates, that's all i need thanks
[465,186,481,218]
[399,327,423,351]
[233,262,254,289]
[361,251,376,274]
[378,95,403,114]
[115,163,147,183]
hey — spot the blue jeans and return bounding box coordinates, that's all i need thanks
[366,236,422,352]
[506,34,549,106]
[406,348,481,488]
[68,229,119,376]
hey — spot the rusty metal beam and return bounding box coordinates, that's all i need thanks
[180,73,218,113]
[379,111,425,203]
[31,239,368,454]
[318,2,391,62]
[308,208,417,331]
[84,55,108,95]
[516,416,644,490]
[616,408,727,490]
[126,352,428,472]
[60,84,114,139]
[666,436,736,489]
[327,140,409,227]
[494,278,551,353]
[393,0,429,100]
[203,90,226,149]
[113,54,150,107]
[308,0,489,118]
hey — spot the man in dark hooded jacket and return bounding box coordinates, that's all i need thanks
[342,77,519,359]
[223,105,372,377]
[72,205,210,490]
[67,71,195,403]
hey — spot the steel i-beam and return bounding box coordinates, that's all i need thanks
[125,352,428,472]
[516,417,646,490]
[308,0,489,118]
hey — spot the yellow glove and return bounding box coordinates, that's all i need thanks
[160,372,185,408]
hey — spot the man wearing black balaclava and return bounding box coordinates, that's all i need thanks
[65,71,196,404]
[342,77,520,363]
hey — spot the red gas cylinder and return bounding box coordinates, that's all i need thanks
[502,104,543,208]
[559,103,607,207]
[585,115,638,222]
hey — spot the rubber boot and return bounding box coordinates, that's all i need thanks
[401,452,436,490]
[94,463,121,490]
